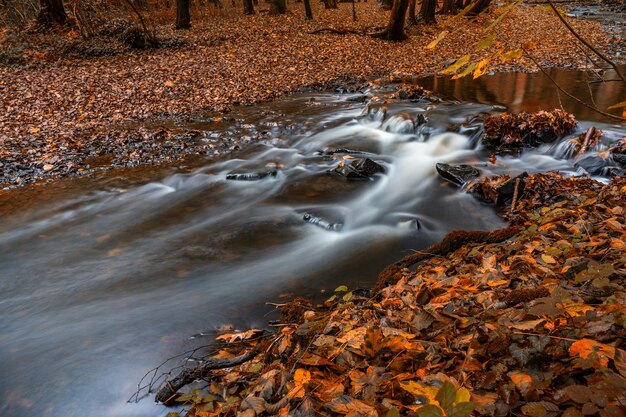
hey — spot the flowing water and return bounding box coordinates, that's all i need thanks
[0,67,624,417]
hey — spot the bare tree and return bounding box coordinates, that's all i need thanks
[419,0,436,24]
[467,0,490,15]
[303,0,313,19]
[176,0,191,28]
[270,0,287,14]
[441,0,457,14]
[407,0,417,24]
[38,0,67,25]
[243,0,255,14]
[373,0,409,41]
[380,0,393,10]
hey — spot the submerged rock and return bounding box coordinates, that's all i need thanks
[332,158,385,181]
[436,163,480,186]
[226,170,277,181]
[302,213,342,231]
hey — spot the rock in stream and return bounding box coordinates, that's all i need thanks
[435,163,480,186]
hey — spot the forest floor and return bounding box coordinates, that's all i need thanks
[0,2,624,186]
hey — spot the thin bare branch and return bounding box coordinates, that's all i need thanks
[524,51,626,122]
[546,0,626,84]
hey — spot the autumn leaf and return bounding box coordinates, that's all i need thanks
[500,49,524,62]
[475,34,496,51]
[447,402,476,417]
[441,55,471,75]
[435,381,457,410]
[473,58,492,79]
[325,395,377,417]
[417,404,444,417]
[607,100,626,110]
[569,339,615,367]
[452,63,477,79]
[427,31,449,50]
[400,381,439,403]
[509,371,533,396]
[216,329,263,343]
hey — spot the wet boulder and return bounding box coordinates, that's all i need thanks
[226,170,277,181]
[436,163,480,186]
[332,158,385,180]
[575,154,623,177]
[609,140,626,167]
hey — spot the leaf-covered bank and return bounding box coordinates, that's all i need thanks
[152,171,626,417]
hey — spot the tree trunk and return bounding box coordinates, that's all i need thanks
[303,0,313,19]
[408,0,417,23]
[372,0,409,41]
[419,0,436,24]
[441,0,457,14]
[176,0,191,29]
[323,0,337,9]
[467,0,490,15]
[269,0,287,13]
[243,0,255,14]
[455,0,464,10]
[380,0,393,10]
[38,0,67,25]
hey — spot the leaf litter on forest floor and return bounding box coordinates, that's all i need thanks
[0,3,620,186]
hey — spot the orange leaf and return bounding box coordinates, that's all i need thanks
[569,339,615,367]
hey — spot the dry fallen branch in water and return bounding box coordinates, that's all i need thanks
[155,346,261,404]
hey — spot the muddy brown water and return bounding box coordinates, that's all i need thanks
[0,67,624,417]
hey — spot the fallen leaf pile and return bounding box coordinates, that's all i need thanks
[0,3,620,185]
[483,109,577,148]
[157,171,625,417]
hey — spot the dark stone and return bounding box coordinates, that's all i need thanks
[575,155,622,176]
[494,172,528,205]
[436,163,480,186]
[469,172,528,206]
[302,213,342,231]
[611,152,626,167]
[322,148,368,156]
[226,170,277,181]
[332,158,385,181]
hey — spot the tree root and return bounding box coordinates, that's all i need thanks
[373,226,520,292]
[307,28,361,35]
[155,347,260,404]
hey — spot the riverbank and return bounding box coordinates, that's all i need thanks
[154,171,626,417]
[1,2,623,187]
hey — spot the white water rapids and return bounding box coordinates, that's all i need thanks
[0,81,624,417]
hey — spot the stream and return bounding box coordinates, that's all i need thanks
[0,67,624,417]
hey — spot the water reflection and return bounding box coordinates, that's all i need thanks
[420,65,626,122]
